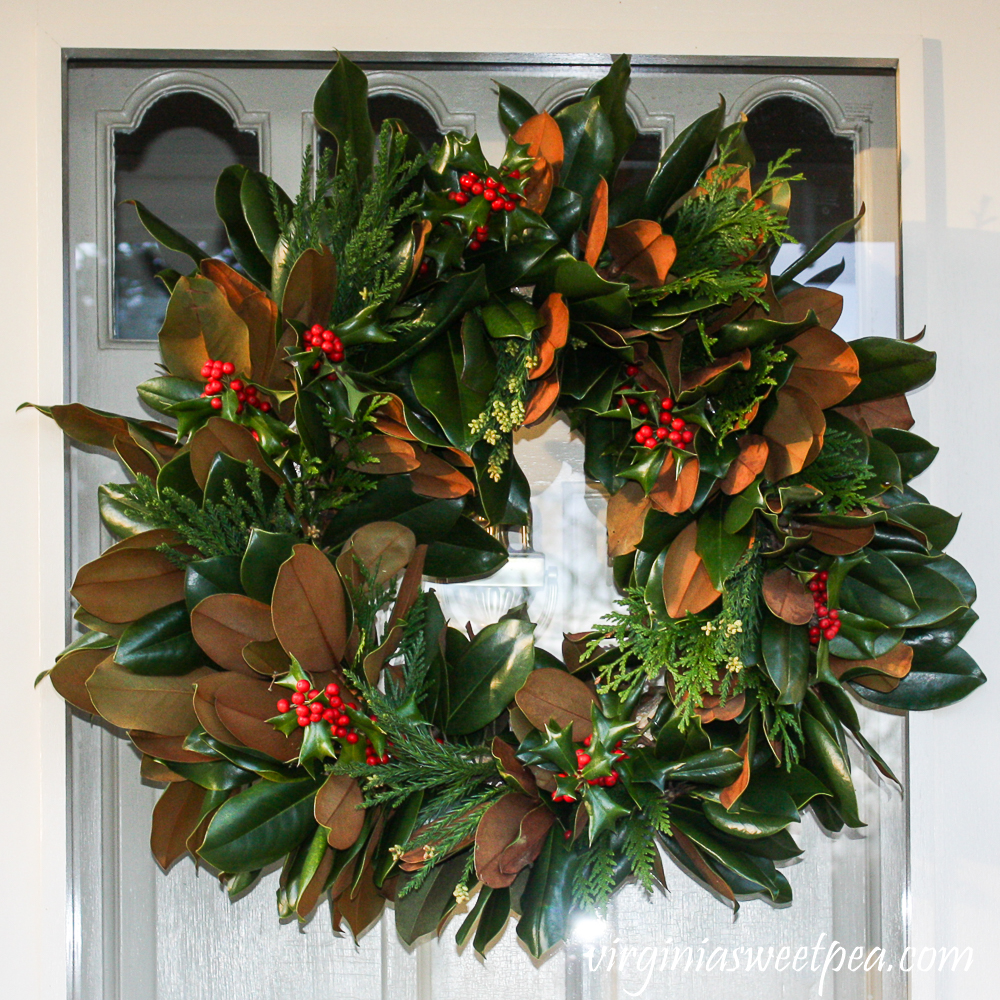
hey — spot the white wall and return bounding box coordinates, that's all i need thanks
[2,2,996,998]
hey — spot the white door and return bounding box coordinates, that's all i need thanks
[65,52,904,1000]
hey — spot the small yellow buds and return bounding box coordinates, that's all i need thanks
[726,656,744,674]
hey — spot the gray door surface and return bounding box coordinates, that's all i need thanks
[65,52,905,1000]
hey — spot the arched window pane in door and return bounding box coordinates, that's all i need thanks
[113,92,259,340]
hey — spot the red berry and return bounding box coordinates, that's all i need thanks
[829,609,839,620]
[824,627,838,641]
[504,200,516,211]
[564,830,572,840]
[656,427,668,440]
[200,364,213,378]
[634,430,647,444]
[637,403,649,416]
[583,736,592,747]
[259,401,271,413]
[818,571,829,581]
[576,752,591,767]
[671,417,685,431]
[659,411,672,425]
[819,618,831,628]
[291,693,305,707]
[325,683,339,698]
[681,429,694,444]
[455,193,469,206]
[668,431,682,444]
[297,716,310,727]
[468,240,482,251]
[295,679,310,692]
[471,183,484,195]
[491,199,505,212]
[661,397,674,410]
[459,175,472,190]
[276,699,290,713]
[337,715,350,728]
[625,396,637,406]
[644,438,657,449]
[306,689,318,700]
[625,365,639,377]
[606,771,619,787]
[322,709,337,723]
[485,177,498,188]
[509,169,521,178]
[809,580,822,592]
[497,184,508,195]
[329,696,342,709]
[346,732,359,744]
[335,726,348,738]
[221,362,235,375]
[205,380,222,394]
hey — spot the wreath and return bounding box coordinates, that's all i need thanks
[27,54,985,959]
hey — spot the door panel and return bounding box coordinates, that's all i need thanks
[66,54,904,1000]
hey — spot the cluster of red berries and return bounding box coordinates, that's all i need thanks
[618,365,696,450]
[550,737,626,803]
[276,680,359,737]
[199,358,271,415]
[467,224,491,253]
[807,571,841,645]
[302,324,346,380]
[449,170,522,214]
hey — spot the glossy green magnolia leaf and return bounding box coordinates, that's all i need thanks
[713,312,817,356]
[422,517,508,580]
[136,375,204,416]
[157,451,200,501]
[885,502,960,550]
[902,563,969,628]
[904,607,979,665]
[801,712,864,828]
[515,826,577,959]
[663,747,744,787]
[239,168,292,267]
[554,96,615,209]
[480,295,541,340]
[774,209,864,291]
[827,610,903,660]
[696,505,750,591]
[168,759,255,791]
[583,54,637,176]
[473,885,512,955]
[313,53,376,182]
[866,436,903,493]
[639,101,725,224]
[115,602,205,676]
[394,851,470,946]
[497,83,536,135]
[440,617,535,735]
[185,556,244,612]
[215,165,272,288]
[99,483,160,538]
[124,199,207,265]
[872,428,939,482]
[855,644,986,711]
[840,551,918,627]
[199,778,320,872]
[840,337,937,405]
[240,529,298,605]
[761,613,810,705]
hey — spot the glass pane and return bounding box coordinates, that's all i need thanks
[113,92,259,340]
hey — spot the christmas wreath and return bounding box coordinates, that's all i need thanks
[27,54,985,958]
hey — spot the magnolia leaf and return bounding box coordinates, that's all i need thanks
[86,658,212,735]
[606,220,677,288]
[720,434,768,495]
[409,450,475,499]
[606,481,651,557]
[524,371,561,427]
[681,349,752,392]
[649,453,700,514]
[763,386,825,481]
[200,258,259,308]
[49,646,106,713]
[784,327,861,409]
[795,520,875,555]
[835,395,915,434]
[192,672,243,745]
[128,730,215,764]
[363,545,428,683]
[213,673,303,760]
[342,522,417,587]
[315,774,366,850]
[271,545,347,673]
[233,292,281,387]
[190,593,276,673]
[719,735,751,810]
[529,293,570,381]
[72,547,186,624]
[151,780,205,871]
[158,275,251,382]
[831,643,913,692]
[281,246,337,328]
[345,434,420,475]
[762,568,814,625]
[141,756,185,784]
[242,637,290,676]
[661,521,721,619]
[475,792,539,889]
[513,112,565,171]
[778,287,844,329]
[498,804,555,876]
[582,176,609,267]
[188,417,279,489]
[491,736,538,798]
[514,668,599,741]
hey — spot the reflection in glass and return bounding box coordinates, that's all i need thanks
[113,92,258,340]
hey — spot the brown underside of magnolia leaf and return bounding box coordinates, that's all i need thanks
[151,780,206,871]
[281,245,337,329]
[529,293,570,381]
[582,176,609,268]
[315,774,366,850]
[784,327,860,409]
[778,286,845,330]
[474,792,539,888]
[649,453,700,514]
[606,481,651,558]
[512,113,565,171]
[72,547,186,624]
[794,520,876,555]
[342,521,417,588]
[719,735,751,809]
[213,674,303,761]
[523,371,560,426]
[830,643,913,692]
[190,593,276,673]
[189,416,280,489]
[50,647,107,714]
[762,568,815,625]
[491,736,538,797]
[344,434,420,474]
[409,450,475,498]
[834,395,915,434]
[661,521,721,618]
[720,434,769,495]
[763,385,826,481]
[129,730,215,764]
[606,219,677,288]
[514,667,598,741]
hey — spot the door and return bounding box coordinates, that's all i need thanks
[65,52,904,1000]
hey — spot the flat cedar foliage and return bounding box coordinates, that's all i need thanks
[26,54,983,959]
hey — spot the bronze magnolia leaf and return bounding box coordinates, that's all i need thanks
[835,395,915,434]
[649,453,700,515]
[491,736,538,798]
[681,349,752,393]
[192,672,244,746]
[606,220,677,288]
[606,481,651,558]
[523,371,560,426]
[241,637,290,676]
[315,774,366,850]
[720,434,769,495]
[409,450,475,499]
[281,245,337,328]
[188,416,281,489]
[512,113,565,171]
[497,803,555,876]
[342,522,417,588]
[296,846,336,919]
[49,646,106,713]
[128,730,215,764]
[661,521,721,619]
[474,792,539,889]
[234,291,281,387]
[529,293,570,381]
[335,861,385,943]
[150,780,206,871]
[514,667,598,741]
[271,544,348,673]
[778,287,845,330]
[344,434,420,475]
[86,657,212,735]
[158,275,252,382]
[762,568,814,625]
[364,545,428,683]
[719,734,751,810]
[72,547,186,624]
[831,643,913,692]
[763,386,826,481]
[673,827,736,903]
[582,176,609,267]
[200,258,259,309]
[794,520,876,555]
[213,673,303,761]
[784,327,861,409]
[190,593,276,673]
[141,756,185,783]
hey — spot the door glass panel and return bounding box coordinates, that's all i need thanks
[113,92,259,340]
